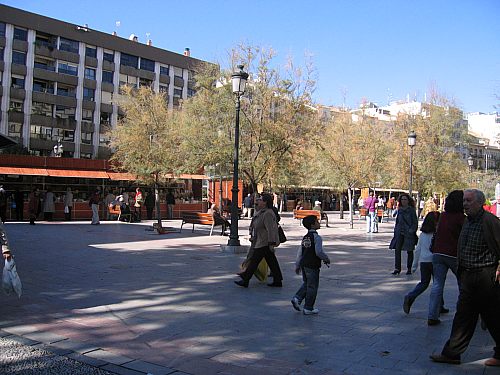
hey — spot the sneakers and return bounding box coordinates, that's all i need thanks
[303,308,319,315]
[291,297,301,311]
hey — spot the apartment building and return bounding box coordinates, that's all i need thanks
[0,4,209,159]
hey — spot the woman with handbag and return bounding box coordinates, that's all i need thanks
[235,193,283,288]
[389,193,418,275]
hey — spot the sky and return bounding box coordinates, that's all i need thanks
[2,0,499,113]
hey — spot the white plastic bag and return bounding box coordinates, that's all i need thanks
[2,258,22,297]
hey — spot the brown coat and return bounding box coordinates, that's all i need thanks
[250,208,280,249]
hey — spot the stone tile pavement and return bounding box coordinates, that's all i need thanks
[1,213,499,374]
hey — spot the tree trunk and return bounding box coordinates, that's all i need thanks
[339,193,344,219]
[154,174,162,229]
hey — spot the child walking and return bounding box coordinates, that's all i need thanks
[291,215,330,315]
[403,211,446,314]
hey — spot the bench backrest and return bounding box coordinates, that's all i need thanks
[293,209,321,220]
[181,212,214,224]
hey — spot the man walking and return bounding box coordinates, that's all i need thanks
[364,191,379,233]
[430,189,500,366]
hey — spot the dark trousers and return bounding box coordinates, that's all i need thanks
[15,204,23,221]
[240,246,283,283]
[294,267,320,310]
[146,207,154,220]
[407,262,433,300]
[394,234,414,271]
[64,207,72,221]
[442,265,500,360]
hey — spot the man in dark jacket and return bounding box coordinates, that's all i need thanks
[431,189,500,367]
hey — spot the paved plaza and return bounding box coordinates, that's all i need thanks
[1,213,499,375]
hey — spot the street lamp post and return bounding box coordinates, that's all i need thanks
[468,155,474,185]
[227,65,248,247]
[485,146,488,173]
[53,138,63,157]
[407,131,416,196]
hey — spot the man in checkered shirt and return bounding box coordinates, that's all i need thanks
[431,189,500,367]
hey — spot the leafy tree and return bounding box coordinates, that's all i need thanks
[314,109,390,227]
[109,86,183,228]
[180,45,318,195]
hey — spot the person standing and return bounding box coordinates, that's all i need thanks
[427,190,465,326]
[63,187,74,221]
[104,190,115,220]
[235,193,283,288]
[0,186,7,223]
[28,187,40,225]
[166,190,175,219]
[14,188,24,221]
[313,200,329,227]
[364,191,379,233]
[134,187,143,221]
[89,188,101,225]
[291,215,331,315]
[430,189,500,367]
[144,190,155,220]
[43,187,55,221]
[243,193,254,218]
[389,193,418,275]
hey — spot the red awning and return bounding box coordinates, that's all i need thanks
[107,172,137,181]
[0,167,48,176]
[46,169,109,178]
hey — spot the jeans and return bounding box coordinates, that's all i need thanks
[366,212,377,232]
[442,265,500,360]
[91,203,100,224]
[294,267,320,310]
[428,254,457,320]
[407,262,433,301]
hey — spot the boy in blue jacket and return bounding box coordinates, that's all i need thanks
[291,215,330,315]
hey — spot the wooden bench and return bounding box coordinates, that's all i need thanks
[293,209,321,221]
[180,212,223,236]
[108,205,131,222]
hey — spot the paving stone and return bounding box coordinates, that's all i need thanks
[85,349,135,365]
[8,334,41,346]
[51,339,100,354]
[122,359,176,375]
[66,352,108,367]
[24,330,68,344]
[3,324,39,335]
[100,363,146,375]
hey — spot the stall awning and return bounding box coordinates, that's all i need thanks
[0,167,48,176]
[46,169,109,178]
[107,172,137,181]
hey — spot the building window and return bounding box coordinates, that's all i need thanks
[63,130,75,142]
[85,46,97,58]
[160,65,169,76]
[120,53,138,68]
[81,131,93,144]
[34,57,56,71]
[0,22,5,37]
[119,74,138,88]
[11,75,25,89]
[159,85,168,93]
[83,87,95,101]
[102,70,113,83]
[173,88,183,98]
[100,112,111,125]
[35,32,57,49]
[33,79,55,94]
[80,152,92,159]
[32,102,54,117]
[12,50,27,65]
[30,125,52,140]
[139,78,152,88]
[140,58,155,72]
[13,27,28,41]
[57,84,77,98]
[8,123,22,138]
[173,66,183,79]
[55,105,76,120]
[103,50,114,63]
[187,88,196,97]
[84,67,96,80]
[81,109,94,122]
[9,100,23,112]
[58,61,78,76]
[59,37,79,53]
[0,47,3,61]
